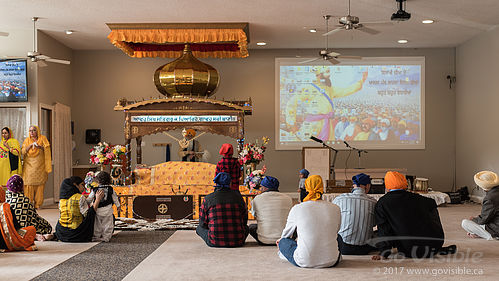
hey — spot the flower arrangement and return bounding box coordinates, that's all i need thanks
[239,136,269,165]
[112,145,126,162]
[244,166,267,191]
[89,142,114,165]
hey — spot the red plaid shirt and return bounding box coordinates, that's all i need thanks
[216,157,242,191]
[199,189,248,247]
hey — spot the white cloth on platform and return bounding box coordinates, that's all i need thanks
[323,191,451,206]
[461,219,493,240]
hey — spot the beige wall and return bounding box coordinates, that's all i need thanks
[71,48,456,192]
[36,31,73,202]
[37,31,73,106]
[456,26,499,198]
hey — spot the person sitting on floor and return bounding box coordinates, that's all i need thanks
[55,176,105,242]
[87,171,120,242]
[196,172,249,247]
[249,176,292,245]
[298,169,309,202]
[277,175,341,268]
[372,171,456,260]
[333,173,377,255]
[5,174,53,241]
[461,171,499,240]
[0,202,37,251]
[215,143,242,192]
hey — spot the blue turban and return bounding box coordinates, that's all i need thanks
[260,176,279,191]
[299,169,310,178]
[352,173,371,186]
[214,172,231,188]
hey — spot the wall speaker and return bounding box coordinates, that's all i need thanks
[85,129,101,144]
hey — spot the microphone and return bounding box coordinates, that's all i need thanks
[343,141,350,148]
[310,136,323,143]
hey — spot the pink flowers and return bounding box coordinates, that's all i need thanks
[238,137,269,165]
[89,142,115,165]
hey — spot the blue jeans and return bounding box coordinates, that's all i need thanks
[278,238,299,266]
[279,237,342,267]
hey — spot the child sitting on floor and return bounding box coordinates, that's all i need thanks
[87,171,120,242]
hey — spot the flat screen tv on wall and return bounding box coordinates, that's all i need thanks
[0,60,28,102]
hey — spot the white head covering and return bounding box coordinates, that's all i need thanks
[474,171,499,191]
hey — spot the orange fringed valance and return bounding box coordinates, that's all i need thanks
[107,28,249,58]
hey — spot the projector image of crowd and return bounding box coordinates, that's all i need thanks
[0,81,26,99]
[330,101,420,142]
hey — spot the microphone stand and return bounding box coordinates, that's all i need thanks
[310,136,338,183]
[344,141,368,169]
[321,142,338,183]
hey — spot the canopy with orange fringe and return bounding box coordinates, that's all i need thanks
[107,23,249,59]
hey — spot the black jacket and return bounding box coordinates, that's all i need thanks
[375,190,444,258]
[473,186,499,237]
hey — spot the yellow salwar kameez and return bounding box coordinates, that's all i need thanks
[0,128,22,186]
[21,126,52,209]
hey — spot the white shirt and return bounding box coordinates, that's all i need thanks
[280,200,341,268]
[251,191,293,244]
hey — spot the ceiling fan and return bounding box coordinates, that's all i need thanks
[0,31,8,37]
[322,0,392,37]
[26,17,70,66]
[3,18,70,66]
[299,15,362,65]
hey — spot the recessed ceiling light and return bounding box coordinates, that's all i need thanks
[398,39,408,44]
[65,30,74,35]
[309,29,317,33]
[422,19,434,24]
[256,42,267,46]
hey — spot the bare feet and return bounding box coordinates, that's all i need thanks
[35,233,55,241]
[43,233,55,241]
[467,233,480,239]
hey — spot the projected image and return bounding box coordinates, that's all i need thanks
[0,60,28,102]
[277,58,423,150]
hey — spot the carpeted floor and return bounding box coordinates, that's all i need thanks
[2,203,497,281]
[122,204,497,281]
[31,231,175,281]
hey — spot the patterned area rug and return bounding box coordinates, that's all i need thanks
[32,231,175,281]
[114,217,198,231]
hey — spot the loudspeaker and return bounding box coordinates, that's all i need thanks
[85,129,101,144]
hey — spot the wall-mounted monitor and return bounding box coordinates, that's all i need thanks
[0,60,28,102]
[275,56,425,150]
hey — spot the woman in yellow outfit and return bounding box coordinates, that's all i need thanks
[0,127,22,202]
[21,126,52,209]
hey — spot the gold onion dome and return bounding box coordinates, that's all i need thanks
[154,44,220,97]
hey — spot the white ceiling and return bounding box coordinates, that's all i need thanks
[0,0,498,51]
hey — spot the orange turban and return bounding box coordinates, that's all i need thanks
[185,129,196,137]
[303,175,324,201]
[384,171,408,191]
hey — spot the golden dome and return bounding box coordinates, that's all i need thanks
[153,44,219,97]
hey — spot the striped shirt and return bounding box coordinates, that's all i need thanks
[333,188,376,246]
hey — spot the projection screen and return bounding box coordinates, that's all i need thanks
[275,56,425,150]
